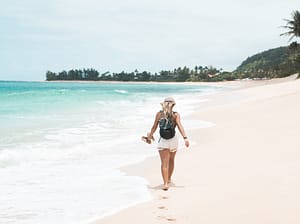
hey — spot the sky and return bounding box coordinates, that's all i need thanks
[0,0,299,81]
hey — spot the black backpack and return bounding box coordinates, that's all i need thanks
[159,113,176,139]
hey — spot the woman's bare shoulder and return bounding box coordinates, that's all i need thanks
[155,111,162,115]
[155,111,162,119]
[173,111,181,119]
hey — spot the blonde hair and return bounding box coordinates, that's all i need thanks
[160,101,175,119]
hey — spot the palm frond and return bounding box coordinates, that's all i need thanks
[281,10,300,41]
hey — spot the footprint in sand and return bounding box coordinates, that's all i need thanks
[157,206,167,210]
[157,215,176,222]
[159,196,168,200]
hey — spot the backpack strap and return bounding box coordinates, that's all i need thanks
[159,110,177,127]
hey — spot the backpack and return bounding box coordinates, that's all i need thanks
[159,113,176,139]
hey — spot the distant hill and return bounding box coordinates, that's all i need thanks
[234,46,299,79]
[46,46,299,82]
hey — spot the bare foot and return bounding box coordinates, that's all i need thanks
[162,184,169,191]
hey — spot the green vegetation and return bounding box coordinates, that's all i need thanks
[234,46,300,79]
[46,45,299,82]
[233,10,300,80]
[46,10,300,82]
[46,66,227,82]
[280,10,300,78]
[281,10,300,42]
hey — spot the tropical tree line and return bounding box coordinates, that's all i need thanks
[45,45,298,82]
[46,10,300,82]
[46,66,231,82]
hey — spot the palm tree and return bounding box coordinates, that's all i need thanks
[281,10,300,41]
[281,10,300,77]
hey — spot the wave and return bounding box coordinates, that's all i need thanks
[114,89,128,94]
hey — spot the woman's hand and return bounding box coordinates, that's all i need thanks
[184,139,190,148]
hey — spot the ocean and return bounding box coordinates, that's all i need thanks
[0,81,222,224]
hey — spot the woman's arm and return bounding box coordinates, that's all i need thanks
[175,112,190,148]
[147,112,161,140]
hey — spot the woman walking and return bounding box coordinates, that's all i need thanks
[144,97,189,190]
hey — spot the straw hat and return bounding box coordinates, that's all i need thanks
[163,97,176,105]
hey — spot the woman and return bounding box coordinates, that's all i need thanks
[145,97,189,191]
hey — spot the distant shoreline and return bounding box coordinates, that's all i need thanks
[2,75,298,90]
[44,74,299,88]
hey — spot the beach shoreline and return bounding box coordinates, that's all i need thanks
[91,75,300,224]
[42,74,299,91]
[40,75,295,85]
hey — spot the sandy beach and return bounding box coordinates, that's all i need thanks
[93,76,300,224]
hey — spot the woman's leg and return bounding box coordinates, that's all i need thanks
[168,151,177,183]
[159,149,170,190]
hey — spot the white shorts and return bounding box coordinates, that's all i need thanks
[157,134,178,152]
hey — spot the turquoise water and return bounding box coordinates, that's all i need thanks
[0,81,222,224]
[0,81,218,145]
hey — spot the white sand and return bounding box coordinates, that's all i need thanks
[93,76,300,224]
